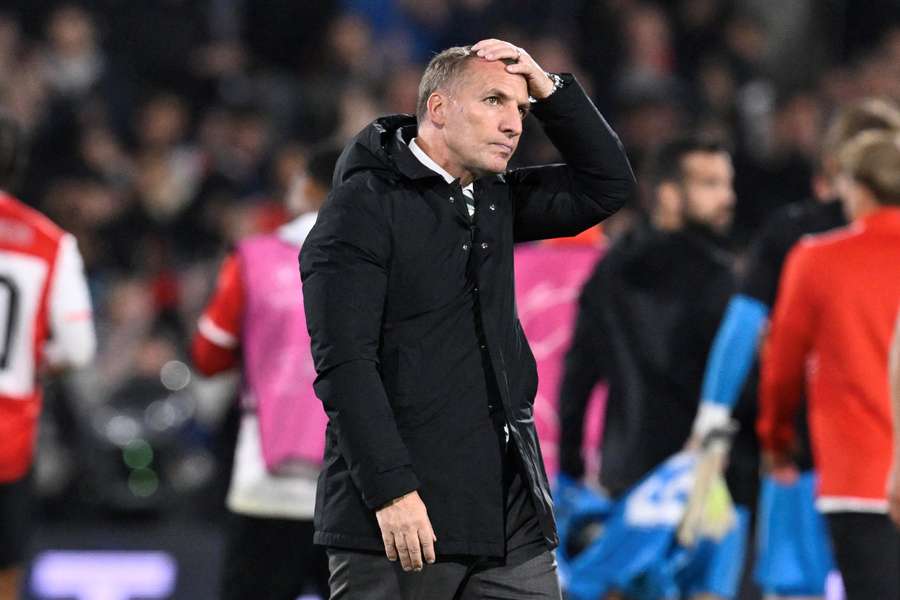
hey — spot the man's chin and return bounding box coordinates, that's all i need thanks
[684,216,732,238]
[479,157,512,175]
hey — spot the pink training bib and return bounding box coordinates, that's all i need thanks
[238,234,326,471]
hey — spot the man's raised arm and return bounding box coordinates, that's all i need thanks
[475,43,634,242]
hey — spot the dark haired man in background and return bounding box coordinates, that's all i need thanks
[556,137,743,598]
[558,137,740,501]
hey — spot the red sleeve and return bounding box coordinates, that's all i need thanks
[757,243,819,454]
[192,253,244,376]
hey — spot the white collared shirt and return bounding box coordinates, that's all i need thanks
[409,138,475,217]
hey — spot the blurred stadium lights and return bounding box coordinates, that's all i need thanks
[78,368,213,510]
[160,361,191,392]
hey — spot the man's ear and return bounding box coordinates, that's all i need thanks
[428,92,447,127]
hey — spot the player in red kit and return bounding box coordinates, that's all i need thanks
[0,114,96,599]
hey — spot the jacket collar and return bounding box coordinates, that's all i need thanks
[387,122,508,189]
[389,124,445,182]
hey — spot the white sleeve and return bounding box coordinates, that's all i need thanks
[44,233,96,369]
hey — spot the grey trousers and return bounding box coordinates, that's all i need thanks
[326,549,562,600]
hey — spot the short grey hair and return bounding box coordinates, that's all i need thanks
[416,46,475,121]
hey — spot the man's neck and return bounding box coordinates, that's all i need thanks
[415,129,475,186]
[851,194,881,221]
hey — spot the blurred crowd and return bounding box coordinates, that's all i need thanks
[1,0,899,515]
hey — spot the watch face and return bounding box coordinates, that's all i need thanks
[548,73,564,91]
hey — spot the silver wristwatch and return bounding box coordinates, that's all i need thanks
[529,72,566,104]
[545,72,565,96]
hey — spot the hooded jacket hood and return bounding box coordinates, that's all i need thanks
[333,114,443,188]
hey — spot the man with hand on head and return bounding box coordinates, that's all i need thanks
[301,38,634,599]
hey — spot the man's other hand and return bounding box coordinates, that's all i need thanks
[375,490,437,571]
[761,450,799,485]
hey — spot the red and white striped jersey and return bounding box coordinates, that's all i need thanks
[0,192,95,482]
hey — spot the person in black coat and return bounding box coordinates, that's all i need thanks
[557,138,747,502]
[300,38,634,599]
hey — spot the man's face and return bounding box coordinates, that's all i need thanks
[678,151,735,235]
[440,59,530,180]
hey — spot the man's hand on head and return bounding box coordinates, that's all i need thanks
[471,39,556,100]
[375,490,437,571]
